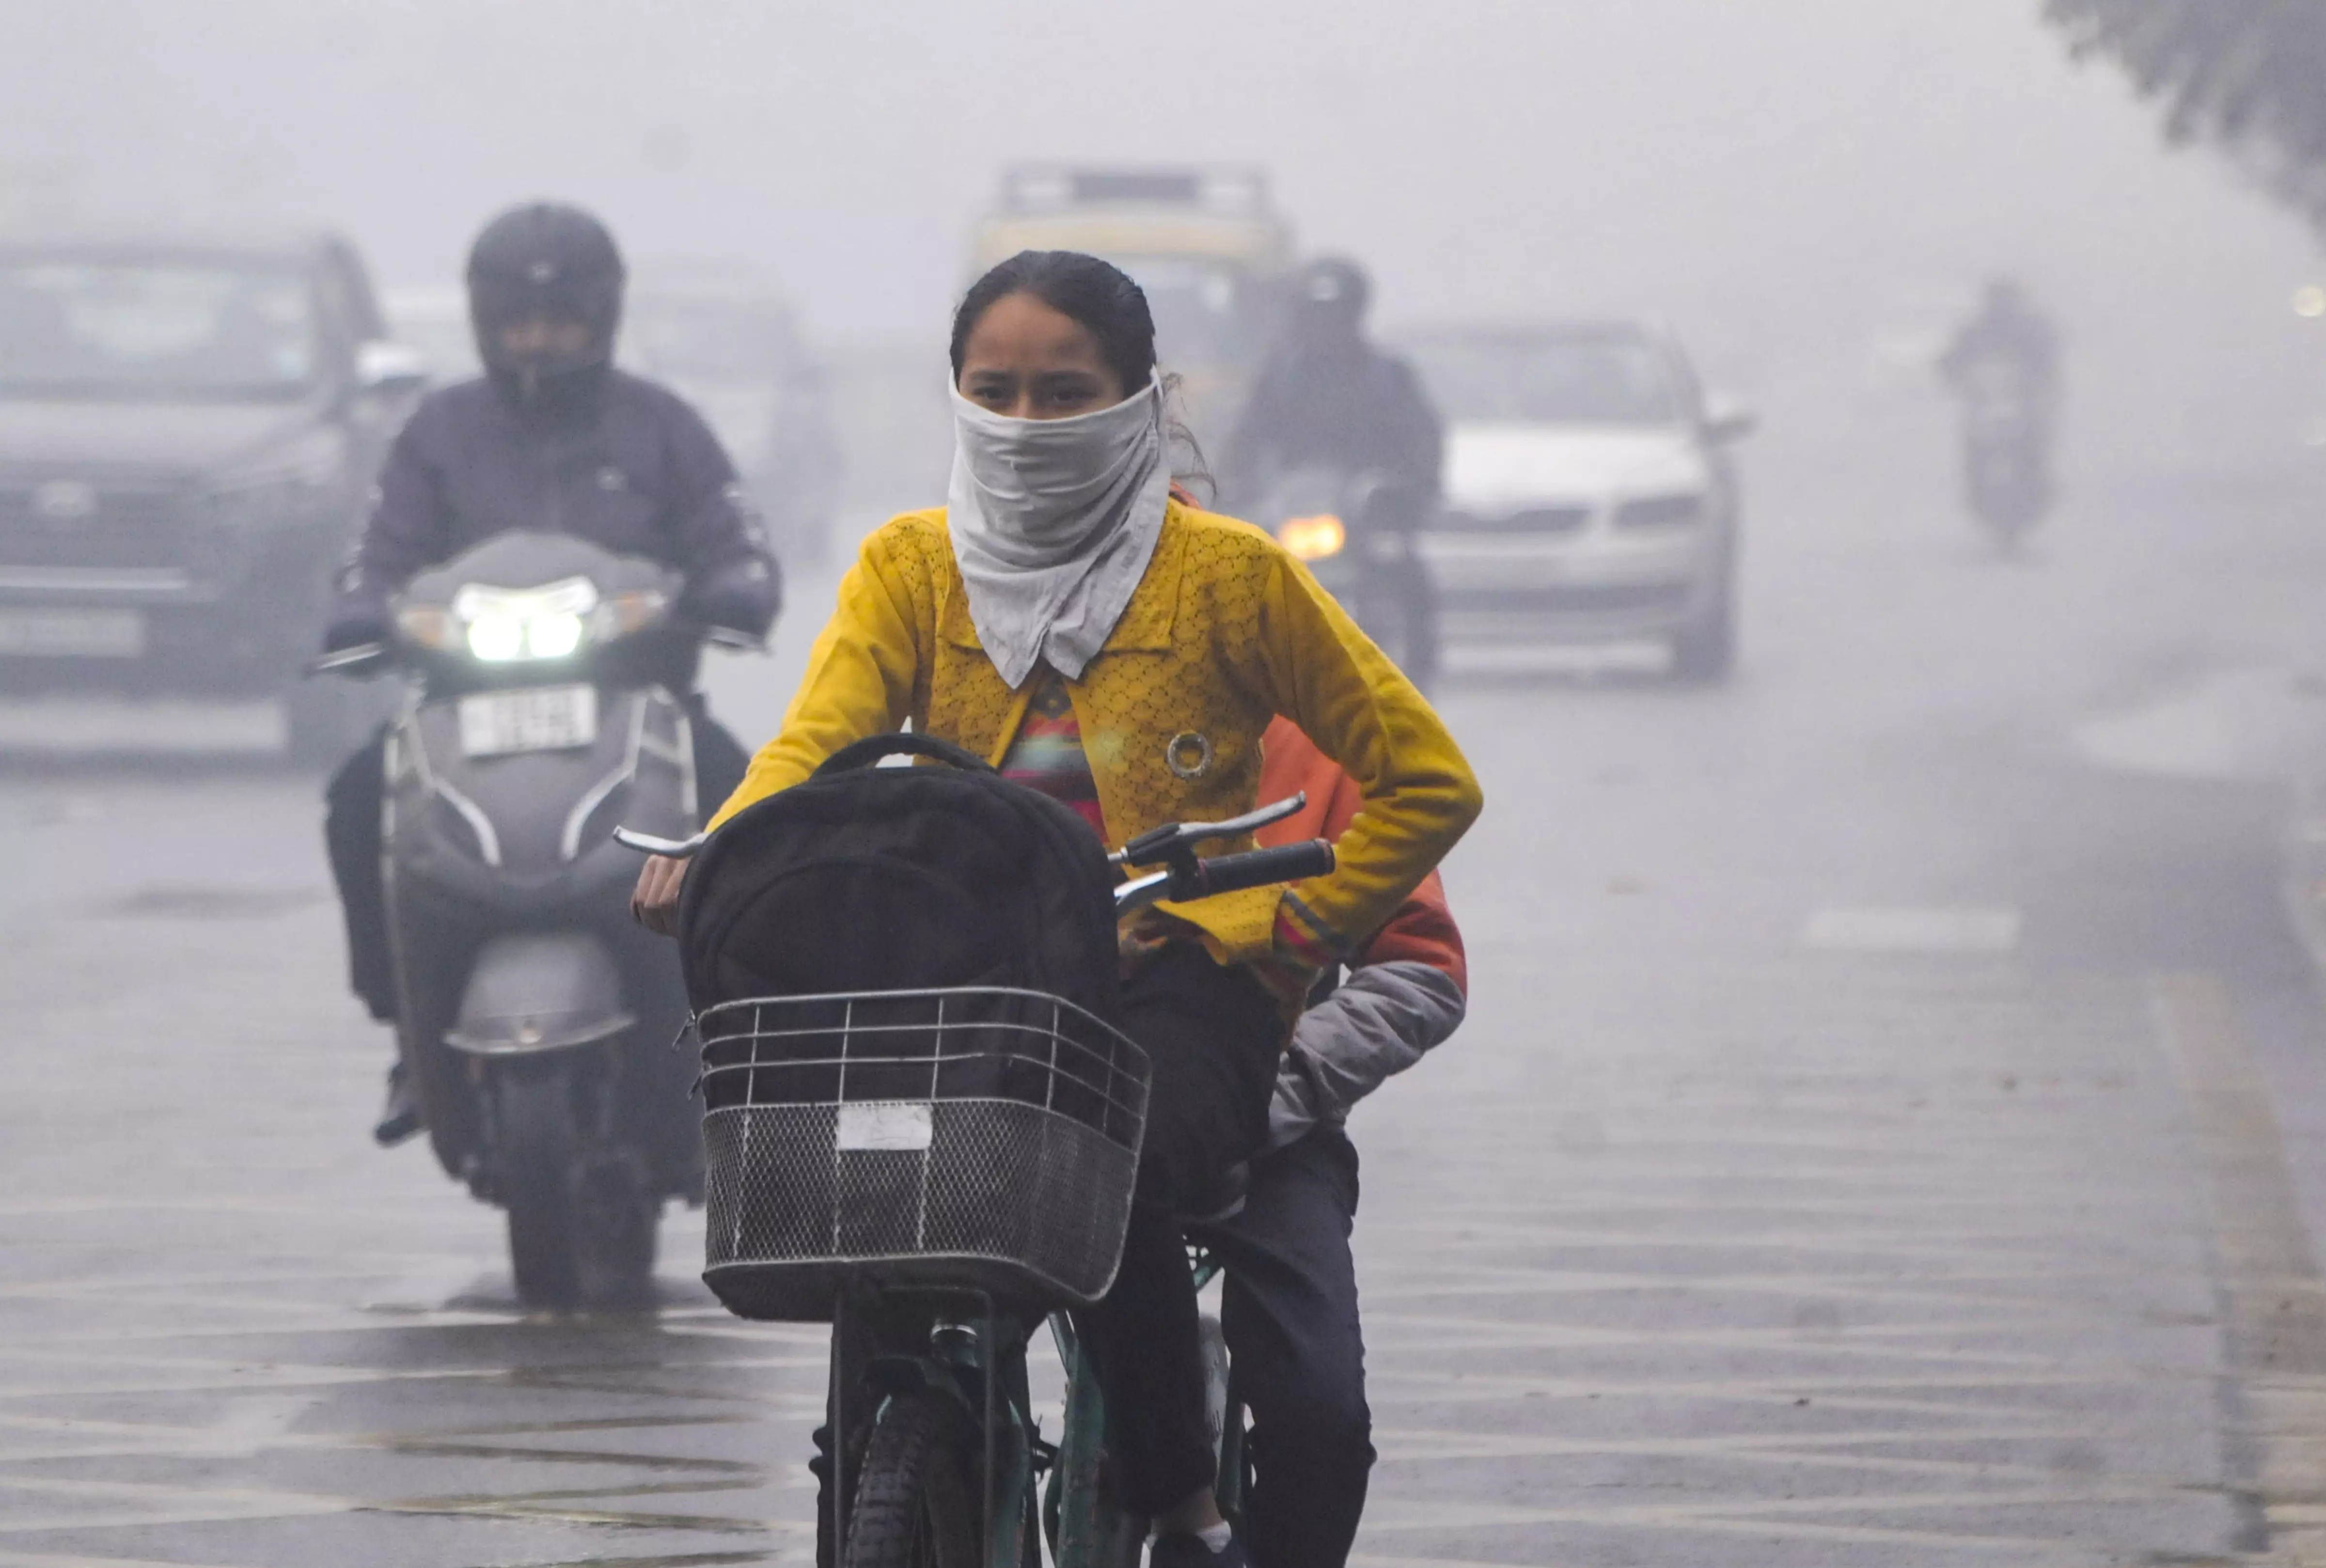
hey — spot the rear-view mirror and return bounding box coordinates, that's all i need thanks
[1704,395,1758,444]
[355,340,429,397]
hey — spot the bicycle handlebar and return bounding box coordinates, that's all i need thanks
[1114,838,1335,915]
[612,806,1335,914]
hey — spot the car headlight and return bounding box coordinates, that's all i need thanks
[1277,513,1347,562]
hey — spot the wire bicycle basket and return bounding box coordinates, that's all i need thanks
[694,987,1151,1321]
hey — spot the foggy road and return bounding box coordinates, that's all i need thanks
[10,463,2326,1566]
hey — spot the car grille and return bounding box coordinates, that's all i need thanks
[1446,504,1594,534]
[0,483,196,574]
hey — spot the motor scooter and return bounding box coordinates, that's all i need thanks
[1254,465,1440,689]
[319,531,731,1308]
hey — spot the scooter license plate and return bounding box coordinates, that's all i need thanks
[458,684,597,756]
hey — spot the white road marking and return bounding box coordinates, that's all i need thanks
[1802,906,2022,953]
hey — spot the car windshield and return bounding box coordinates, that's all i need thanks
[1116,257,1262,374]
[1413,330,1682,426]
[0,257,319,400]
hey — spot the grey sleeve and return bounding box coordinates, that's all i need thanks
[1267,959,1466,1152]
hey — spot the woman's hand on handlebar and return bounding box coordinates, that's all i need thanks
[630,854,690,936]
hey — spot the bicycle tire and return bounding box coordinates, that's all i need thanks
[844,1391,981,1568]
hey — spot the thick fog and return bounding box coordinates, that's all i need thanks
[5,0,2319,487]
[21,8,2326,1556]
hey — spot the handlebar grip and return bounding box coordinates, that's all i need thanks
[1181,839,1336,900]
[613,827,709,859]
[308,642,390,677]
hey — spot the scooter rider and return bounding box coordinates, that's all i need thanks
[1939,275,2062,451]
[1940,275,2061,405]
[323,201,780,1145]
[1220,256,1444,533]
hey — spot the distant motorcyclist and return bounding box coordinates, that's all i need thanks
[1939,277,2062,545]
[1941,276,2060,410]
[323,201,780,1144]
[1222,257,1444,532]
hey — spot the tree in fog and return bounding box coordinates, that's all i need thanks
[2044,0,2326,235]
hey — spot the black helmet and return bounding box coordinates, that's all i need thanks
[1295,256,1370,321]
[1288,256,1371,351]
[465,202,626,396]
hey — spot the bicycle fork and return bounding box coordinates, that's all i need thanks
[829,1287,1043,1568]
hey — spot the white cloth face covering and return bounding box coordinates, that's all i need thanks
[945,372,1172,690]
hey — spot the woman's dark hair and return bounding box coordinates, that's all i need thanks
[950,250,1156,392]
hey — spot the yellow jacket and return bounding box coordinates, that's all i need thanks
[709,499,1482,968]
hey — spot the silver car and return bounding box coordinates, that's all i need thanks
[1406,322,1753,679]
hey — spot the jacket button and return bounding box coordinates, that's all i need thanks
[1165,731,1214,781]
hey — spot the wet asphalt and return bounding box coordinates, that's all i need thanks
[10,442,2326,1565]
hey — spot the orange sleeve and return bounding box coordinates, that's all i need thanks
[1257,716,1468,996]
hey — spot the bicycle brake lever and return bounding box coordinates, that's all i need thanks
[1109,792,1307,867]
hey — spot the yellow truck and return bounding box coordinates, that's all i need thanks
[970,166,1293,454]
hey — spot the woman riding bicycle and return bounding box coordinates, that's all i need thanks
[633,249,1481,1567]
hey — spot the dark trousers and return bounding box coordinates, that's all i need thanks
[1196,1127,1373,1568]
[322,695,751,1020]
[1072,944,1285,1516]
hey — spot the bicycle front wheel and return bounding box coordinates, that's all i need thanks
[845,1391,981,1568]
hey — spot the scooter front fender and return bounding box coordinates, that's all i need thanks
[444,931,634,1056]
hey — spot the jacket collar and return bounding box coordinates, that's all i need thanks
[940,500,1185,657]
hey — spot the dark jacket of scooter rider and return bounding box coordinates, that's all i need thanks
[325,202,781,667]
[1220,256,1444,531]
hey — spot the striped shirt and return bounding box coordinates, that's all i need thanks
[1000,669,1105,837]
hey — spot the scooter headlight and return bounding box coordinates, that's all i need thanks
[1277,513,1347,563]
[521,611,585,659]
[450,577,601,663]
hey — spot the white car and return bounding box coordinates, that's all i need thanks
[1406,322,1753,679]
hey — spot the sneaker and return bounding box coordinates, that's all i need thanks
[1149,1532,1248,1568]
[373,1062,422,1147]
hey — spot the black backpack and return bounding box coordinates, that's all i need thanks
[676,732,1122,1023]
